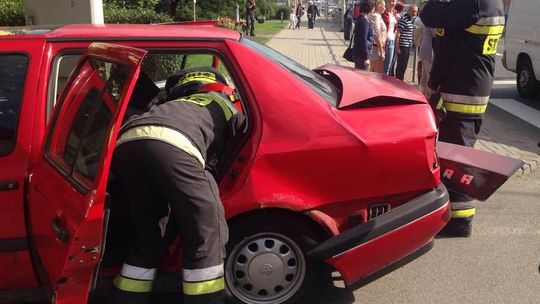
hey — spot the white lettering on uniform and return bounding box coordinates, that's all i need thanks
[443,169,454,179]
[460,174,474,185]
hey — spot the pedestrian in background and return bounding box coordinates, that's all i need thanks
[307,1,319,29]
[382,0,399,75]
[421,0,505,237]
[289,5,298,29]
[295,2,305,29]
[369,0,387,73]
[395,4,417,80]
[246,0,256,36]
[352,0,375,70]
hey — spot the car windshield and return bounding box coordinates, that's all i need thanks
[241,38,339,107]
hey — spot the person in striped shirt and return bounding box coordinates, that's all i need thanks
[395,4,418,81]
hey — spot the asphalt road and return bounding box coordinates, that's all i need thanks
[310,54,540,304]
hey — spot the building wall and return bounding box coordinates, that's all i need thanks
[23,0,103,25]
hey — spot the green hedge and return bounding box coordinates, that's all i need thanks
[274,6,291,20]
[104,5,172,24]
[0,0,25,26]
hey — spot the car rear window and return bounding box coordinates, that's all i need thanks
[0,54,28,157]
[241,38,339,107]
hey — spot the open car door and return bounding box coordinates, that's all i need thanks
[26,43,146,304]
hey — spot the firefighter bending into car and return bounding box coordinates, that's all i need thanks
[110,67,245,304]
[420,0,505,237]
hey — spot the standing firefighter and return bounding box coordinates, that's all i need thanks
[420,0,505,237]
[110,67,245,304]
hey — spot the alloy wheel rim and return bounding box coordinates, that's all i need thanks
[226,232,306,304]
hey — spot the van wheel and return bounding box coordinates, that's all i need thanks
[225,215,325,304]
[516,57,540,98]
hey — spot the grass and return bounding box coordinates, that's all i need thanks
[246,19,288,44]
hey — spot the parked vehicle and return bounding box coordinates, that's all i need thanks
[0,22,519,304]
[503,0,540,98]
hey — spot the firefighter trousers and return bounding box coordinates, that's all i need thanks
[438,116,481,219]
[110,139,227,304]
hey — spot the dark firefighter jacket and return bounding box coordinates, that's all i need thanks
[120,92,245,176]
[420,0,505,119]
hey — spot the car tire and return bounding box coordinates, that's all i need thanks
[516,57,540,98]
[225,214,325,304]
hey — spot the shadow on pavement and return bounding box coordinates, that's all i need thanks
[309,268,356,304]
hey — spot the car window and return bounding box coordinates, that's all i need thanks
[0,54,28,157]
[49,52,235,119]
[46,57,129,187]
[241,38,339,107]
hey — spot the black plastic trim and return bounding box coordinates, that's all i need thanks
[308,184,448,259]
[0,238,28,252]
[0,181,18,191]
[346,241,434,291]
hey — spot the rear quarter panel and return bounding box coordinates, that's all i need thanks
[224,40,439,229]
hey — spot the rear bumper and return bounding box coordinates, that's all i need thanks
[308,184,450,286]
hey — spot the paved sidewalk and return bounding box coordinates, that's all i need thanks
[267,20,540,175]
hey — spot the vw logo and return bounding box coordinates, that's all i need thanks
[259,264,273,277]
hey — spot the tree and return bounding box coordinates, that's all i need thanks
[0,0,25,26]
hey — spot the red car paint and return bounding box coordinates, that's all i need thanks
[0,23,449,303]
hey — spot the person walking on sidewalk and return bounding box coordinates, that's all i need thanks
[382,0,399,75]
[421,0,505,237]
[295,2,305,29]
[289,5,298,29]
[352,0,375,70]
[246,0,256,36]
[307,1,319,29]
[395,4,417,81]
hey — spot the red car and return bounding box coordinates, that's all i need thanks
[0,23,453,304]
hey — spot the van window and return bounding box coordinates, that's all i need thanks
[0,54,28,156]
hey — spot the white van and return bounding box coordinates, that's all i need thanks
[503,0,540,98]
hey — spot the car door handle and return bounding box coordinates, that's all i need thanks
[51,216,70,243]
[0,181,18,191]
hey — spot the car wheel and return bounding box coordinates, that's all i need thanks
[516,57,540,98]
[225,215,325,304]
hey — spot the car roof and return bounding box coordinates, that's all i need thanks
[0,22,241,41]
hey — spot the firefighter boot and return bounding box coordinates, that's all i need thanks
[439,215,473,238]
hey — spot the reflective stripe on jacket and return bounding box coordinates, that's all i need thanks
[119,91,245,173]
[420,0,505,119]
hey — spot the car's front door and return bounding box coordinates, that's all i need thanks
[27,43,146,303]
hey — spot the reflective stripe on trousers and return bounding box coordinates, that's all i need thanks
[451,208,476,219]
[113,264,156,293]
[182,264,225,296]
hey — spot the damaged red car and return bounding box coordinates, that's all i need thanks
[0,23,451,304]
